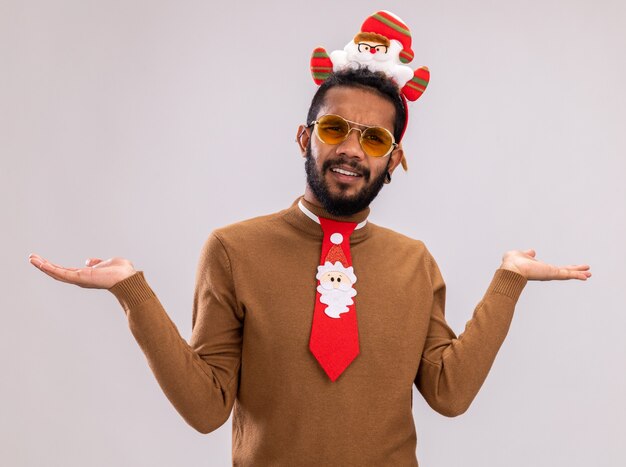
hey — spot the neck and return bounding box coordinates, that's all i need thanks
[303,186,323,209]
[299,190,371,225]
[302,186,371,221]
[298,199,368,229]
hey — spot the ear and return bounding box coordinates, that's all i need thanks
[295,124,310,157]
[387,143,406,175]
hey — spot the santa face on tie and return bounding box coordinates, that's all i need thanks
[316,261,357,319]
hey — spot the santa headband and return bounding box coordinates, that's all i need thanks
[309,10,430,171]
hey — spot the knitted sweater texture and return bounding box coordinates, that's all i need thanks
[108,196,527,466]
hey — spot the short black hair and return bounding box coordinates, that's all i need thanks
[306,67,406,142]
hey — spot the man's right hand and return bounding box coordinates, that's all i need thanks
[28,253,137,289]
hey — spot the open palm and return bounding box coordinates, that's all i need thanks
[500,249,591,281]
[29,253,136,289]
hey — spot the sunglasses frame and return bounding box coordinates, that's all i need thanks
[308,114,398,158]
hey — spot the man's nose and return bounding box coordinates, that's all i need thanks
[336,128,366,161]
[369,48,377,54]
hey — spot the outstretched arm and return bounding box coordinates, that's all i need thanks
[415,248,591,417]
[28,233,243,433]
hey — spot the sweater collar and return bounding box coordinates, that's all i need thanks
[282,196,371,242]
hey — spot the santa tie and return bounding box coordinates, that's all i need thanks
[307,212,361,381]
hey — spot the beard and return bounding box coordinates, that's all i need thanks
[304,143,389,217]
[318,287,355,318]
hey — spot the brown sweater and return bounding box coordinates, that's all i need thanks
[108,196,527,466]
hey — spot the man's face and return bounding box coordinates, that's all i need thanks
[300,86,403,216]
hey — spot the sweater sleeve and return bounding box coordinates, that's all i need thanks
[414,249,527,417]
[107,232,243,434]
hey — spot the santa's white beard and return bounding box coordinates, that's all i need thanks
[317,286,357,319]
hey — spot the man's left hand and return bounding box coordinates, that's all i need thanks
[499,249,591,281]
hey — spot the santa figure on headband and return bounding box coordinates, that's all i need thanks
[311,10,430,101]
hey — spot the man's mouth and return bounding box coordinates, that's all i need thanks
[330,167,362,177]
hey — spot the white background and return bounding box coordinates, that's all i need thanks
[2,0,625,465]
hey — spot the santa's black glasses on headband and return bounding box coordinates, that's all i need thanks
[308,114,397,158]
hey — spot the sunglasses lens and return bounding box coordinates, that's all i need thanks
[314,114,394,157]
[361,127,394,157]
[316,115,350,145]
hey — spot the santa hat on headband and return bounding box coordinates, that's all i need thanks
[309,10,430,170]
[361,11,414,64]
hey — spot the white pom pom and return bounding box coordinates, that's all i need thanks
[330,233,343,245]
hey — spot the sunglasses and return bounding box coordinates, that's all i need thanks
[309,114,398,158]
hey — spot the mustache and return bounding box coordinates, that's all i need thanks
[321,156,371,180]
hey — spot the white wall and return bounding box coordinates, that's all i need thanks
[2,0,624,465]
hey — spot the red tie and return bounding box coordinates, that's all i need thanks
[309,217,360,381]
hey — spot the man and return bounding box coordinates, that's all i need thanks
[28,67,591,465]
